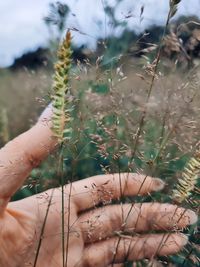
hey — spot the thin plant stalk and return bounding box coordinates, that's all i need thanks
[33,189,55,267]
[113,2,182,266]
[65,182,72,267]
[58,143,66,266]
[51,31,72,266]
[131,10,171,161]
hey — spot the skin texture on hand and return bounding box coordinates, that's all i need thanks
[0,106,197,267]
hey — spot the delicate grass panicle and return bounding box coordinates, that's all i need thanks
[52,31,72,142]
[173,150,200,203]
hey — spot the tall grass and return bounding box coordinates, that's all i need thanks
[51,31,72,267]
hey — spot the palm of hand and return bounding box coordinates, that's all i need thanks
[0,107,197,267]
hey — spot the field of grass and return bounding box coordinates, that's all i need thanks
[0,55,200,266]
[0,68,52,140]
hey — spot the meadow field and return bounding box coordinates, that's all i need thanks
[0,58,200,266]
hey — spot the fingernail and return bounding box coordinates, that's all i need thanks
[153,178,166,191]
[179,233,188,246]
[186,210,198,225]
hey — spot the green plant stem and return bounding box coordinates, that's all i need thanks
[131,11,171,161]
[120,5,174,266]
[33,189,55,267]
[65,182,72,267]
[58,143,65,267]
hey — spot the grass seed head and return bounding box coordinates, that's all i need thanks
[52,31,72,142]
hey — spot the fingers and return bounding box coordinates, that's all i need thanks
[0,105,57,211]
[81,233,188,267]
[69,173,165,212]
[79,203,197,243]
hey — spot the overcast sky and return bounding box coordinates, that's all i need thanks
[0,0,200,67]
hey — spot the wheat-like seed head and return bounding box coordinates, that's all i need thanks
[169,0,182,19]
[51,31,72,142]
[172,151,200,203]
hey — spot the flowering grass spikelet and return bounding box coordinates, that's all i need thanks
[169,0,182,19]
[52,31,72,142]
[173,151,200,203]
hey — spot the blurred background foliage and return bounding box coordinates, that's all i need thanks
[0,1,200,266]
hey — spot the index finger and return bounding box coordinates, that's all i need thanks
[0,105,57,212]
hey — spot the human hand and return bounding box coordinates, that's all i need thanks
[0,106,197,267]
